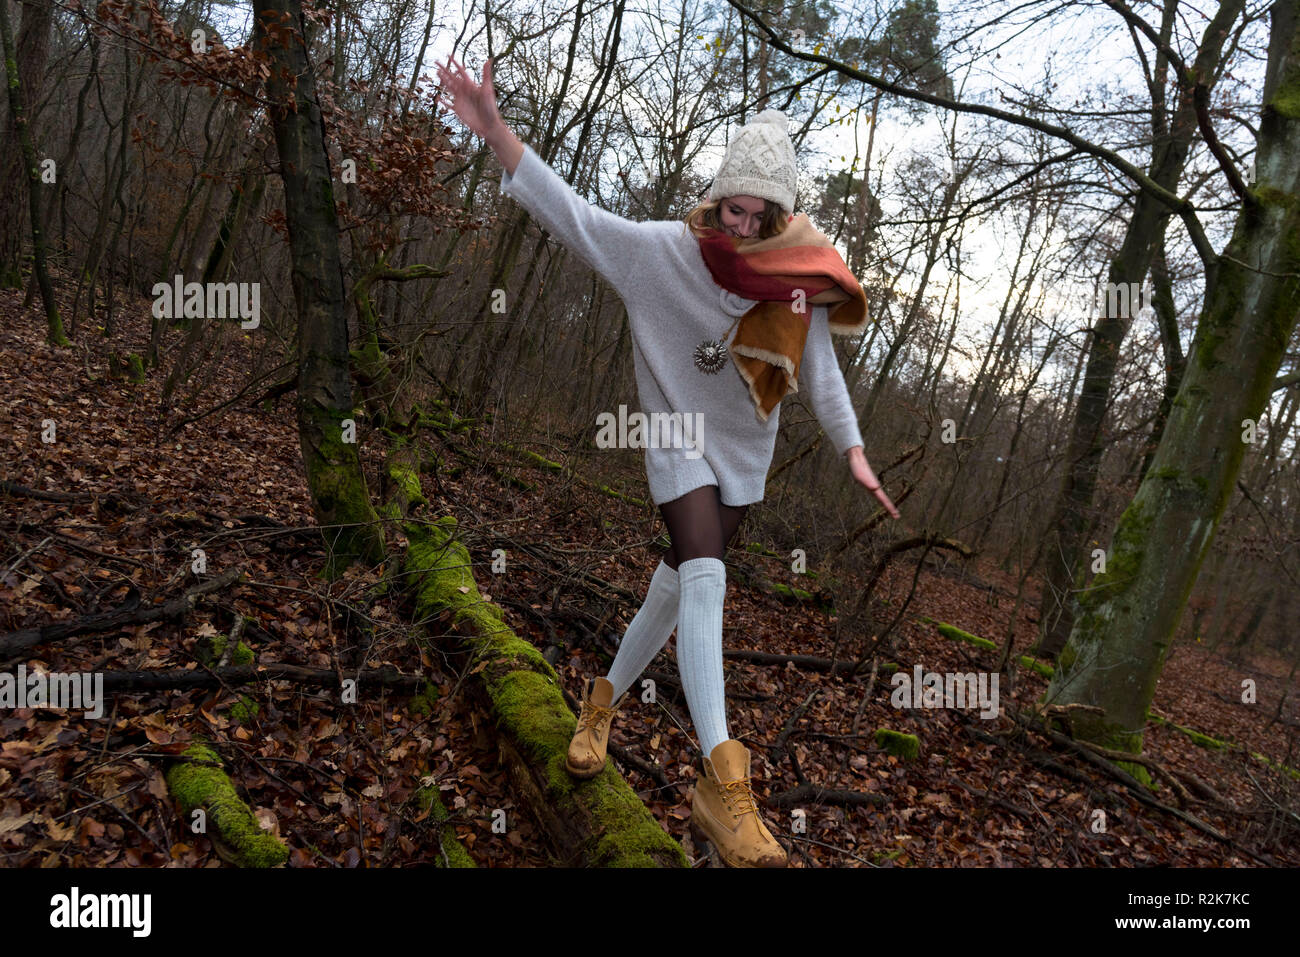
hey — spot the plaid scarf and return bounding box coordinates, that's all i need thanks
[697,213,870,421]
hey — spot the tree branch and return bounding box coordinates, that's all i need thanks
[721,0,1218,268]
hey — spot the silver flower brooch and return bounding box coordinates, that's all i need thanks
[693,338,728,374]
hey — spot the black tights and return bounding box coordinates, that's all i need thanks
[659,485,749,570]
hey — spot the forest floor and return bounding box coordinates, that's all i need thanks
[2,279,1297,867]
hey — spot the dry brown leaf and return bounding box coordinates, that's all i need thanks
[0,812,35,834]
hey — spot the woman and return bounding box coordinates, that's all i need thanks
[436,55,900,867]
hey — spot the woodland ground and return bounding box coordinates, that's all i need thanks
[1,273,1297,867]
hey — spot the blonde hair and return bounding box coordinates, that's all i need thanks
[683,196,791,241]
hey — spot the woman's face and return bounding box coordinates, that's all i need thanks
[719,195,766,238]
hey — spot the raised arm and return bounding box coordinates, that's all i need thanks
[436,55,645,296]
[436,56,523,174]
[800,305,900,519]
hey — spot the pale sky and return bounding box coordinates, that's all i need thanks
[207,0,1281,422]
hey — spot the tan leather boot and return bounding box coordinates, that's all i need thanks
[689,739,788,867]
[565,677,627,778]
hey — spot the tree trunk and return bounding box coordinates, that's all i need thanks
[252,0,384,575]
[0,0,49,288]
[1132,238,1186,485]
[1046,0,1300,774]
[0,0,64,344]
[1036,0,1245,658]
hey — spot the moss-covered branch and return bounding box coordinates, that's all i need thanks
[401,514,687,867]
[165,740,289,867]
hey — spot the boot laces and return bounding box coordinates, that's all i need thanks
[720,777,758,818]
[577,700,615,735]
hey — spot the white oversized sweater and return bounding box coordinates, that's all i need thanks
[499,142,865,506]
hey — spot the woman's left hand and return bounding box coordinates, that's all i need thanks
[847,446,900,519]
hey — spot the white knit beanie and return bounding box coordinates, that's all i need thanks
[707,108,798,215]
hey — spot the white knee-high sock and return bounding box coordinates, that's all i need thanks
[604,559,679,701]
[675,556,730,758]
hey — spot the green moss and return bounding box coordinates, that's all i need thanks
[769,581,833,612]
[417,411,475,434]
[1073,724,1153,787]
[491,666,686,865]
[405,516,555,676]
[1017,655,1054,678]
[301,400,385,578]
[515,448,563,469]
[199,634,254,667]
[387,461,426,507]
[1076,495,1155,616]
[1269,82,1300,119]
[1056,640,1077,677]
[1254,185,1298,210]
[875,729,920,761]
[400,515,686,867]
[488,669,572,758]
[408,680,439,717]
[584,767,686,867]
[230,694,259,722]
[1047,496,1159,749]
[771,582,813,602]
[544,751,578,798]
[1146,714,1299,778]
[413,785,476,867]
[1119,762,1154,787]
[1251,752,1300,781]
[595,484,645,506]
[932,621,998,652]
[165,740,289,867]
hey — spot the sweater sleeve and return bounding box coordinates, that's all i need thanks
[798,305,865,456]
[498,142,644,297]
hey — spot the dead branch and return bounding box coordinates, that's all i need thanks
[768,783,888,809]
[95,663,423,692]
[0,567,241,660]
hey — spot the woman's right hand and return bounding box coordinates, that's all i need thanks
[435,55,503,141]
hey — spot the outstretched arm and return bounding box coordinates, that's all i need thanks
[436,55,646,297]
[436,56,523,174]
[800,306,901,520]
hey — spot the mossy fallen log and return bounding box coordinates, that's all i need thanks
[1146,712,1300,780]
[401,515,687,867]
[921,617,998,652]
[728,562,834,611]
[922,618,1056,679]
[413,784,477,867]
[380,443,427,520]
[875,729,920,761]
[164,740,289,867]
[1018,655,1055,678]
[500,444,648,507]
